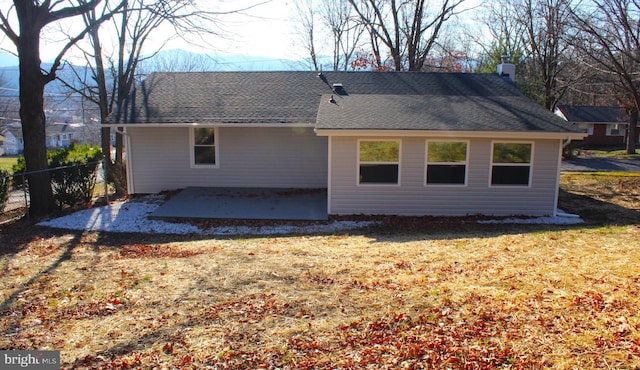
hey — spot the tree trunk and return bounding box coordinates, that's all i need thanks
[627,107,637,154]
[115,131,123,164]
[112,129,127,196]
[101,127,127,196]
[18,27,55,216]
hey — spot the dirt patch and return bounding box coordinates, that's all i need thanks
[559,173,640,225]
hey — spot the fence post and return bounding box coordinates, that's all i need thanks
[103,158,109,203]
[21,172,29,220]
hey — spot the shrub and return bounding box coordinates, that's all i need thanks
[11,157,26,187]
[0,169,10,212]
[563,141,582,160]
[49,144,104,208]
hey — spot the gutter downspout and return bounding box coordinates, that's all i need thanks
[555,137,581,219]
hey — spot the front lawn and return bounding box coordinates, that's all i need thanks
[0,157,18,172]
[580,148,640,160]
[0,173,639,369]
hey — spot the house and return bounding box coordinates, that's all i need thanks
[110,64,585,217]
[555,105,639,147]
[0,122,86,156]
[0,124,24,155]
[45,123,85,149]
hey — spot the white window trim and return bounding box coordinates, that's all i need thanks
[357,138,401,186]
[489,141,534,188]
[424,139,469,187]
[584,124,594,136]
[190,127,220,168]
[606,123,624,136]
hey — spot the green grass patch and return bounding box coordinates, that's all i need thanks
[0,157,18,173]
[581,149,640,160]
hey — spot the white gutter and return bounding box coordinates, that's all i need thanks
[315,129,588,140]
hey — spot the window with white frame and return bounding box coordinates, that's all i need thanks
[191,127,218,166]
[607,124,623,136]
[490,142,532,186]
[426,141,468,185]
[585,124,594,136]
[358,140,400,184]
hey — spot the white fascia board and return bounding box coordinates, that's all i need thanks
[314,129,588,140]
[554,109,568,121]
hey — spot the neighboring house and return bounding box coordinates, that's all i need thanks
[1,122,86,156]
[45,123,84,149]
[555,105,639,147]
[0,124,24,155]
[110,64,585,217]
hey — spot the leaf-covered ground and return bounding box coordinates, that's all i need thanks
[0,174,639,369]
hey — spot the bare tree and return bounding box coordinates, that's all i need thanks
[321,0,364,71]
[519,0,576,111]
[571,0,639,153]
[293,0,320,71]
[472,0,578,110]
[294,0,365,71]
[473,0,528,73]
[0,0,122,216]
[62,0,230,195]
[347,0,465,71]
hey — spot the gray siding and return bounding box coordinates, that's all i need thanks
[329,136,562,216]
[128,126,327,193]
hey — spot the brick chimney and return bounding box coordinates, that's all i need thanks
[497,55,515,82]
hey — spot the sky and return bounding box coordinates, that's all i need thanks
[0,0,484,68]
[35,0,303,61]
[0,0,305,64]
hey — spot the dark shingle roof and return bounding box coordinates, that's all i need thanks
[556,105,628,124]
[117,71,581,134]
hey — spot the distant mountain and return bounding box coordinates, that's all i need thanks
[0,48,315,104]
[0,66,18,90]
[0,64,83,94]
[139,49,311,72]
[0,49,312,93]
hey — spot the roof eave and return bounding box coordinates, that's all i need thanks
[103,122,316,128]
[314,129,588,140]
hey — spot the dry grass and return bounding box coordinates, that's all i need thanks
[560,172,640,225]
[0,173,639,369]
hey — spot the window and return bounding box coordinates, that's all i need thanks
[491,142,532,186]
[607,124,623,136]
[191,127,218,167]
[426,141,468,185]
[359,140,400,184]
[585,124,594,136]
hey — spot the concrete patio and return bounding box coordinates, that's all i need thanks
[149,187,328,221]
